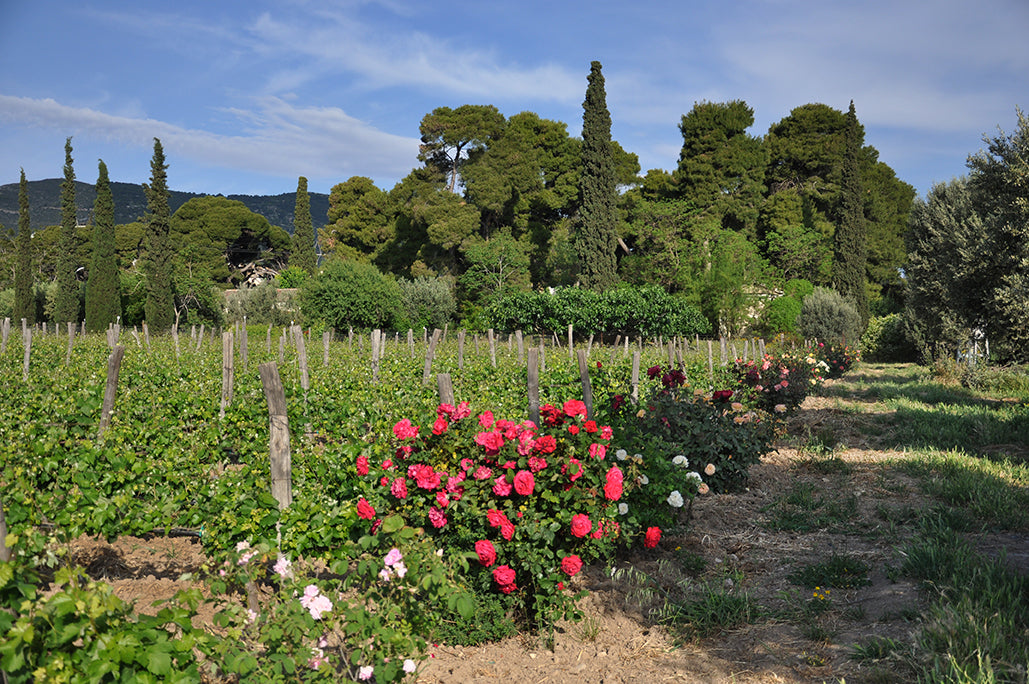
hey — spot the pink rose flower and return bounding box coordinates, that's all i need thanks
[513,470,535,496]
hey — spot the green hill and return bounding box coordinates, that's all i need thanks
[0,178,329,234]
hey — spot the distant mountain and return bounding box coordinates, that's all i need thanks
[0,179,330,234]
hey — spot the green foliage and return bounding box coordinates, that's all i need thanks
[301,260,404,331]
[788,554,871,589]
[659,584,763,642]
[322,176,392,264]
[674,100,767,237]
[54,137,80,324]
[170,196,291,286]
[418,104,506,193]
[816,341,861,379]
[14,169,33,324]
[576,61,620,291]
[276,265,308,289]
[762,295,801,335]
[459,232,531,303]
[398,276,456,332]
[860,314,916,362]
[784,278,814,300]
[734,350,825,413]
[833,102,869,325]
[142,138,175,332]
[85,160,121,332]
[290,176,317,274]
[487,285,710,339]
[430,590,517,646]
[610,368,775,494]
[798,287,862,343]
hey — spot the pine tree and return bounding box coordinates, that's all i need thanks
[54,137,80,323]
[833,101,869,327]
[291,176,317,274]
[85,160,121,332]
[142,138,175,332]
[13,169,34,325]
[575,60,619,290]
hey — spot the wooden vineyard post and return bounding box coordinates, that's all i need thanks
[630,350,641,404]
[172,325,181,360]
[527,348,540,427]
[457,330,465,370]
[515,330,524,363]
[576,349,594,420]
[240,322,248,370]
[323,330,331,366]
[568,325,574,360]
[97,345,126,439]
[707,340,714,381]
[422,328,442,384]
[197,324,205,351]
[266,324,272,354]
[720,337,727,367]
[65,321,74,366]
[759,338,766,358]
[539,338,546,374]
[278,331,286,364]
[143,321,151,352]
[22,326,31,381]
[220,330,234,419]
[407,329,414,359]
[259,362,293,510]
[1,317,9,355]
[487,329,497,368]
[730,341,738,363]
[437,373,455,408]
[292,326,309,393]
[371,329,381,383]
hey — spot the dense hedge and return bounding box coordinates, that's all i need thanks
[486,286,711,339]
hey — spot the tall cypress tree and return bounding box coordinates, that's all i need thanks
[576,60,619,290]
[13,169,34,325]
[85,160,121,332]
[291,176,316,274]
[54,137,80,323]
[833,101,869,326]
[142,138,175,332]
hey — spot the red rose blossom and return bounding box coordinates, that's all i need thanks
[644,526,661,549]
[475,540,497,567]
[356,456,369,476]
[493,564,516,586]
[357,498,375,520]
[560,555,583,577]
[513,470,535,496]
[570,514,592,538]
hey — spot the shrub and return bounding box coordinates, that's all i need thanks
[224,281,295,326]
[798,287,862,343]
[276,265,309,289]
[784,278,814,300]
[762,295,802,335]
[609,368,775,494]
[734,350,825,413]
[816,341,861,378]
[398,277,457,332]
[861,313,917,362]
[487,285,711,339]
[300,260,403,331]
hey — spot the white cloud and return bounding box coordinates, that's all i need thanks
[0,94,419,184]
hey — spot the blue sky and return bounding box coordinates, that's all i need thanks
[1,0,1026,205]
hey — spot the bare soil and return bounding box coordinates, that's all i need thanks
[64,370,1029,683]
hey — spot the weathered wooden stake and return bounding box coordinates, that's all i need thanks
[323,330,331,367]
[457,330,465,370]
[293,326,309,392]
[259,362,292,510]
[527,348,540,427]
[487,329,497,368]
[515,330,524,363]
[220,330,234,419]
[97,345,125,439]
[437,373,454,407]
[576,349,594,420]
[707,340,714,380]
[408,329,415,359]
[65,321,74,366]
[630,351,641,405]
[371,328,381,383]
[423,328,442,384]
[22,326,31,381]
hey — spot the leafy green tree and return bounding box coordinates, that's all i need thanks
[172,245,223,327]
[398,276,457,332]
[54,137,80,323]
[322,176,392,263]
[459,231,531,304]
[757,187,833,284]
[966,108,1029,361]
[142,138,175,332]
[290,176,316,274]
[300,260,403,330]
[85,160,121,332]
[14,169,34,324]
[418,105,506,192]
[170,196,291,285]
[576,60,620,290]
[833,101,869,325]
[674,100,767,238]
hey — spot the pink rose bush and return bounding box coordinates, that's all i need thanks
[353,399,652,627]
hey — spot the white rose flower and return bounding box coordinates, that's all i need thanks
[686,471,703,483]
[672,455,688,467]
[667,490,684,508]
[639,474,649,485]
[615,448,628,461]
[618,503,629,515]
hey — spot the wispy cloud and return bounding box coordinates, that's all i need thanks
[0,94,419,183]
